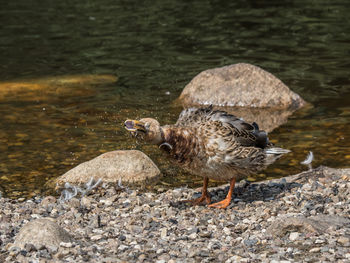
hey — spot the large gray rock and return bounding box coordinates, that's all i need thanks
[56,150,161,188]
[179,63,305,110]
[13,218,72,249]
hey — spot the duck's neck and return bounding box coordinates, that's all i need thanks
[159,127,199,164]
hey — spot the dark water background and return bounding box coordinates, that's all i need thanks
[0,0,349,198]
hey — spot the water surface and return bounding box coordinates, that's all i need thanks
[0,0,349,198]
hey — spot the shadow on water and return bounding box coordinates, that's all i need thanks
[0,0,350,198]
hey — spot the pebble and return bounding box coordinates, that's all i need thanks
[60,242,73,248]
[91,235,103,241]
[0,166,349,262]
[321,246,329,252]
[309,247,321,253]
[286,247,293,253]
[337,237,350,245]
[244,238,258,247]
[24,243,37,252]
[188,232,197,240]
[118,245,128,251]
[289,232,300,241]
[315,239,325,244]
[80,196,92,208]
[223,227,231,235]
[160,228,167,239]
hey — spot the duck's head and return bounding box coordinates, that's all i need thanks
[124,118,163,144]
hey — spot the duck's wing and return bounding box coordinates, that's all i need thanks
[176,106,269,149]
[213,112,269,149]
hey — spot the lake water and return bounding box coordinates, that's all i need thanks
[1,0,349,198]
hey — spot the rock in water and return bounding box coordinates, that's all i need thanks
[0,74,117,101]
[55,150,161,188]
[13,218,71,250]
[179,63,305,109]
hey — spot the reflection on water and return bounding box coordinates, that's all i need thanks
[0,0,349,198]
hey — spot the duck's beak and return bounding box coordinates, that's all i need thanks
[124,120,147,133]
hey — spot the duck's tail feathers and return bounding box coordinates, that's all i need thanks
[266,147,291,155]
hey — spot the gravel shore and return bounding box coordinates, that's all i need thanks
[1,166,350,262]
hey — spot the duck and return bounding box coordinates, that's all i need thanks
[124,106,290,209]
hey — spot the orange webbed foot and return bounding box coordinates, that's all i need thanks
[208,197,231,209]
[184,192,211,205]
[208,177,236,209]
[183,177,211,206]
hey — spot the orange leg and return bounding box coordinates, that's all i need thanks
[208,177,236,209]
[185,177,211,205]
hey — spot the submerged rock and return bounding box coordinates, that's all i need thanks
[13,218,72,250]
[0,74,117,101]
[179,63,305,109]
[55,150,161,188]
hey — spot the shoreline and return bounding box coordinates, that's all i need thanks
[1,166,349,262]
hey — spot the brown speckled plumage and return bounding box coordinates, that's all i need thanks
[125,106,290,208]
